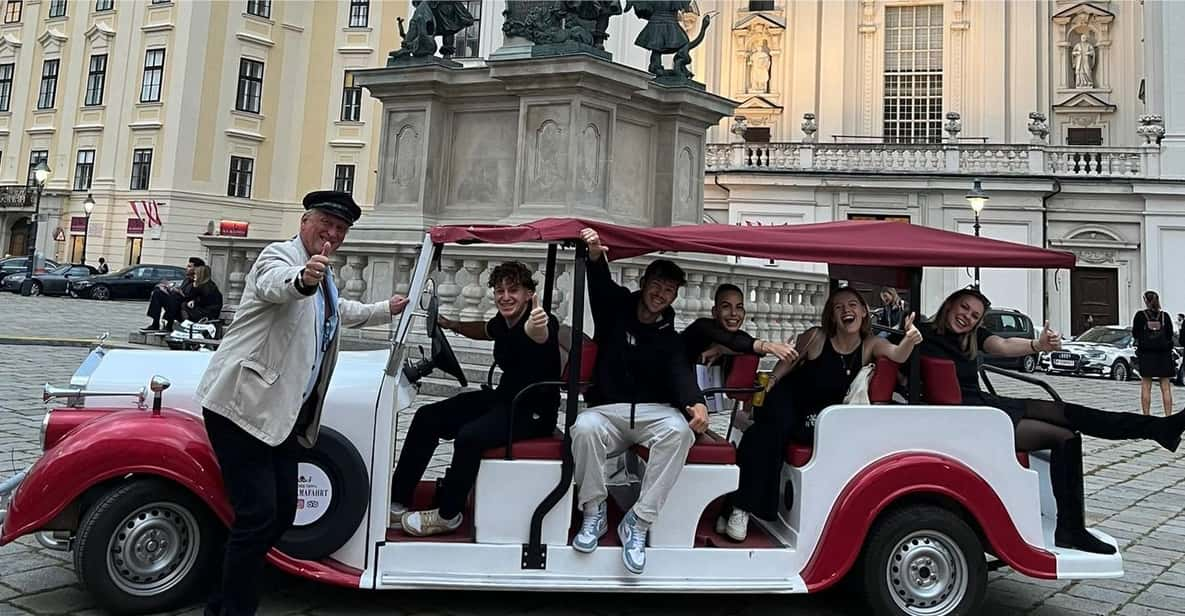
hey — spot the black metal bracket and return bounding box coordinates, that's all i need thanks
[521,543,547,570]
[979,364,1063,402]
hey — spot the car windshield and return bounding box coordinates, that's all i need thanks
[1075,327,1130,346]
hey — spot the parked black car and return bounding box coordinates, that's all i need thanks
[69,264,187,300]
[1,264,100,295]
[981,307,1039,372]
[0,256,60,282]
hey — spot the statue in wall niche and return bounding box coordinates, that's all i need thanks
[626,1,712,81]
[748,43,771,93]
[1072,35,1096,89]
[390,0,476,63]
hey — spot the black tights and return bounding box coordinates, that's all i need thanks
[1013,400,1076,451]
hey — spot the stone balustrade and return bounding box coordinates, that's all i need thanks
[705,141,1161,178]
[199,237,829,344]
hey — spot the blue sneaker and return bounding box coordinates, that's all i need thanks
[617,510,648,574]
[572,500,607,553]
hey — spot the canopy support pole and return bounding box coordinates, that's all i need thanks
[542,243,558,313]
[908,267,923,404]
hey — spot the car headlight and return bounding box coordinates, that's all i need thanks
[1084,351,1105,359]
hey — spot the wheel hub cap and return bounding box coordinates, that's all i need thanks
[106,503,201,597]
[887,531,968,615]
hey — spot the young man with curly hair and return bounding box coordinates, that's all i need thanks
[389,261,561,536]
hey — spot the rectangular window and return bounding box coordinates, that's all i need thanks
[235,58,264,113]
[150,0,170,4]
[245,0,270,18]
[48,0,66,17]
[37,59,59,110]
[95,0,113,11]
[75,150,95,191]
[748,0,775,11]
[3,0,20,23]
[334,164,356,195]
[140,49,165,103]
[130,148,153,190]
[348,0,368,27]
[0,63,12,112]
[1067,127,1103,146]
[27,150,48,187]
[227,156,254,198]
[883,5,944,144]
[452,1,482,58]
[340,73,361,122]
[85,54,107,106]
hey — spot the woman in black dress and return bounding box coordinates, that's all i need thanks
[918,288,1185,555]
[1133,290,1175,417]
[720,287,922,541]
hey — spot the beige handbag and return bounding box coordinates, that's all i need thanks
[843,362,876,405]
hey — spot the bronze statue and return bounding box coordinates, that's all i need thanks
[625,1,711,80]
[390,0,476,63]
[563,1,622,50]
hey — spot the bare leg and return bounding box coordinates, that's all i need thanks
[1160,378,1174,417]
[1141,377,1153,415]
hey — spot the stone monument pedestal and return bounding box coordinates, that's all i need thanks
[351,54,736,246]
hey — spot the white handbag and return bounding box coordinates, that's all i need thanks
[843,362,876,405]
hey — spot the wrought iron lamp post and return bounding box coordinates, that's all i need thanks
[24,161,51,279]
[965,178,989,288]
[81,194,95,266]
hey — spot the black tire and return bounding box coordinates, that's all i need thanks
[1021,355,1037,373]
[275,427,369,560]
[73,478,220,615]
[861,505,987,616]
[1111,360,1128,382]
[90,284,111,300]
[29,280,41,296]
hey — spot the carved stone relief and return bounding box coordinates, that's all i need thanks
[385,111,424,202]
[1076,248,1117,264]
[576,105,610,208]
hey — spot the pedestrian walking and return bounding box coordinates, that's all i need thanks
[1133,290,1174,416]
[195,190,409,616]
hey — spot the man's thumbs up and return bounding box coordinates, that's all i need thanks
[321,241,331,257]
[524,293,549,343]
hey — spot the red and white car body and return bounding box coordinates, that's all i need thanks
[0,219,1122,616]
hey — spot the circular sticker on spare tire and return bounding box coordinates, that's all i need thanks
[294,463,333,526]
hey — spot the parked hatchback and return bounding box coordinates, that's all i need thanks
[981,307,1039,372]
[69,264,187,300]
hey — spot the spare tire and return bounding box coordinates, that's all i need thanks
[276,426,369,560]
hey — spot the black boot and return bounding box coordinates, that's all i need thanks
[1063,403,1184,452]
[1051,435,1115,555]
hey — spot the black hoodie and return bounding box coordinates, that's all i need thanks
[584,257,704,411]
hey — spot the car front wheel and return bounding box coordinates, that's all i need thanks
[1021,355,1037,373]
[73,479,220,615]
[90,284,111,300]
[1111,360,1129,382]
[28,281,42,296]
[861,504,986,616]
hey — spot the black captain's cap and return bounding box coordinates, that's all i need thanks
[303,190,361,226]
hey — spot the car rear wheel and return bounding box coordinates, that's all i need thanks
[28,281,41,296]
[861,505,986,616]
[74,478,220,615]
[1111,360,1129,382]
[90,284,111,301]
[1021,355,1037,373]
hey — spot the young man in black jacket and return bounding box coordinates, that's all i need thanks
[570,227,708,575]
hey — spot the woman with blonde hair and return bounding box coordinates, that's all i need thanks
[182,265,223,323]
[1133,290,1175,416]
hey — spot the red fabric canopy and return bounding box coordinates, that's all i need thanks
[429,218,1075,269]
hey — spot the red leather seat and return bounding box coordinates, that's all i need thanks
[869,357,900,403]
[920,356,963,405]
[633,432,737,465]
[721,354,761,402]
[785,442,813,467]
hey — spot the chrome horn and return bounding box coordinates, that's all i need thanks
[149,375,171,415]
[42,384,148,409]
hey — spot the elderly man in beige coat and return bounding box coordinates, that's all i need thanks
[196,190,408,616]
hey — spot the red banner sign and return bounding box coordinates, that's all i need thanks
[127,218,145,235]
[219,220,249,237]
[70,216,88,232]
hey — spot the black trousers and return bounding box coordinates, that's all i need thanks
[390,389,554,519]
[731,384,801,521]
[203,410,301,616]
[147,287,183,324]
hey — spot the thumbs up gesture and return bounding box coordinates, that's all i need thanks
[1038,320,1062,352]
[302,241,332,287]
[902,312,923,346]
[524,293,550,343]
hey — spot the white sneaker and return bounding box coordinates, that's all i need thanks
[401,509,463,537]
[572,500,608,553]
[617,510,648,574]
[725,508,749,542]
[389,503,408,529]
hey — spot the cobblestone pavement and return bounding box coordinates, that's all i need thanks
[1,297,1184,615]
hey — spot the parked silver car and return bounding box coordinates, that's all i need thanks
[1039,325,1183,381]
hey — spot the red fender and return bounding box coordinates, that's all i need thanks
[1,408,232,544]
[800,453,1057,592]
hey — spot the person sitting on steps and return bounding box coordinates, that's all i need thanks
[142,256,205,332]
[917,287,1185,555]
[389,261,561,537]
[181,265,224,324]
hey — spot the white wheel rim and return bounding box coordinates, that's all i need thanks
[105,501,201,597]
[885,530,969,616]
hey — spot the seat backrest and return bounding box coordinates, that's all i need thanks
[723,354,761,401]
[920,356,963,405]
[869,357,900,403]
[561,340,598,387]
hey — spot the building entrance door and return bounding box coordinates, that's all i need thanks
[7,218,29,257]
[1070,267,1119,336]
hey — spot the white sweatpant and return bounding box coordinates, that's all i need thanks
[571,402,694,524]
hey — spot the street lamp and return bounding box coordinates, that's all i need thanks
[965,178,989,288]
[24,160,51,280]
[81,194,96,266]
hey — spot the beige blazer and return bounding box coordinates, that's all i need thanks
[196,237,391,447]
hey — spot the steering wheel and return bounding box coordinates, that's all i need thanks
[403,292,468,387]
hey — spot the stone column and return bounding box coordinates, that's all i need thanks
[1145,0,1185,178]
